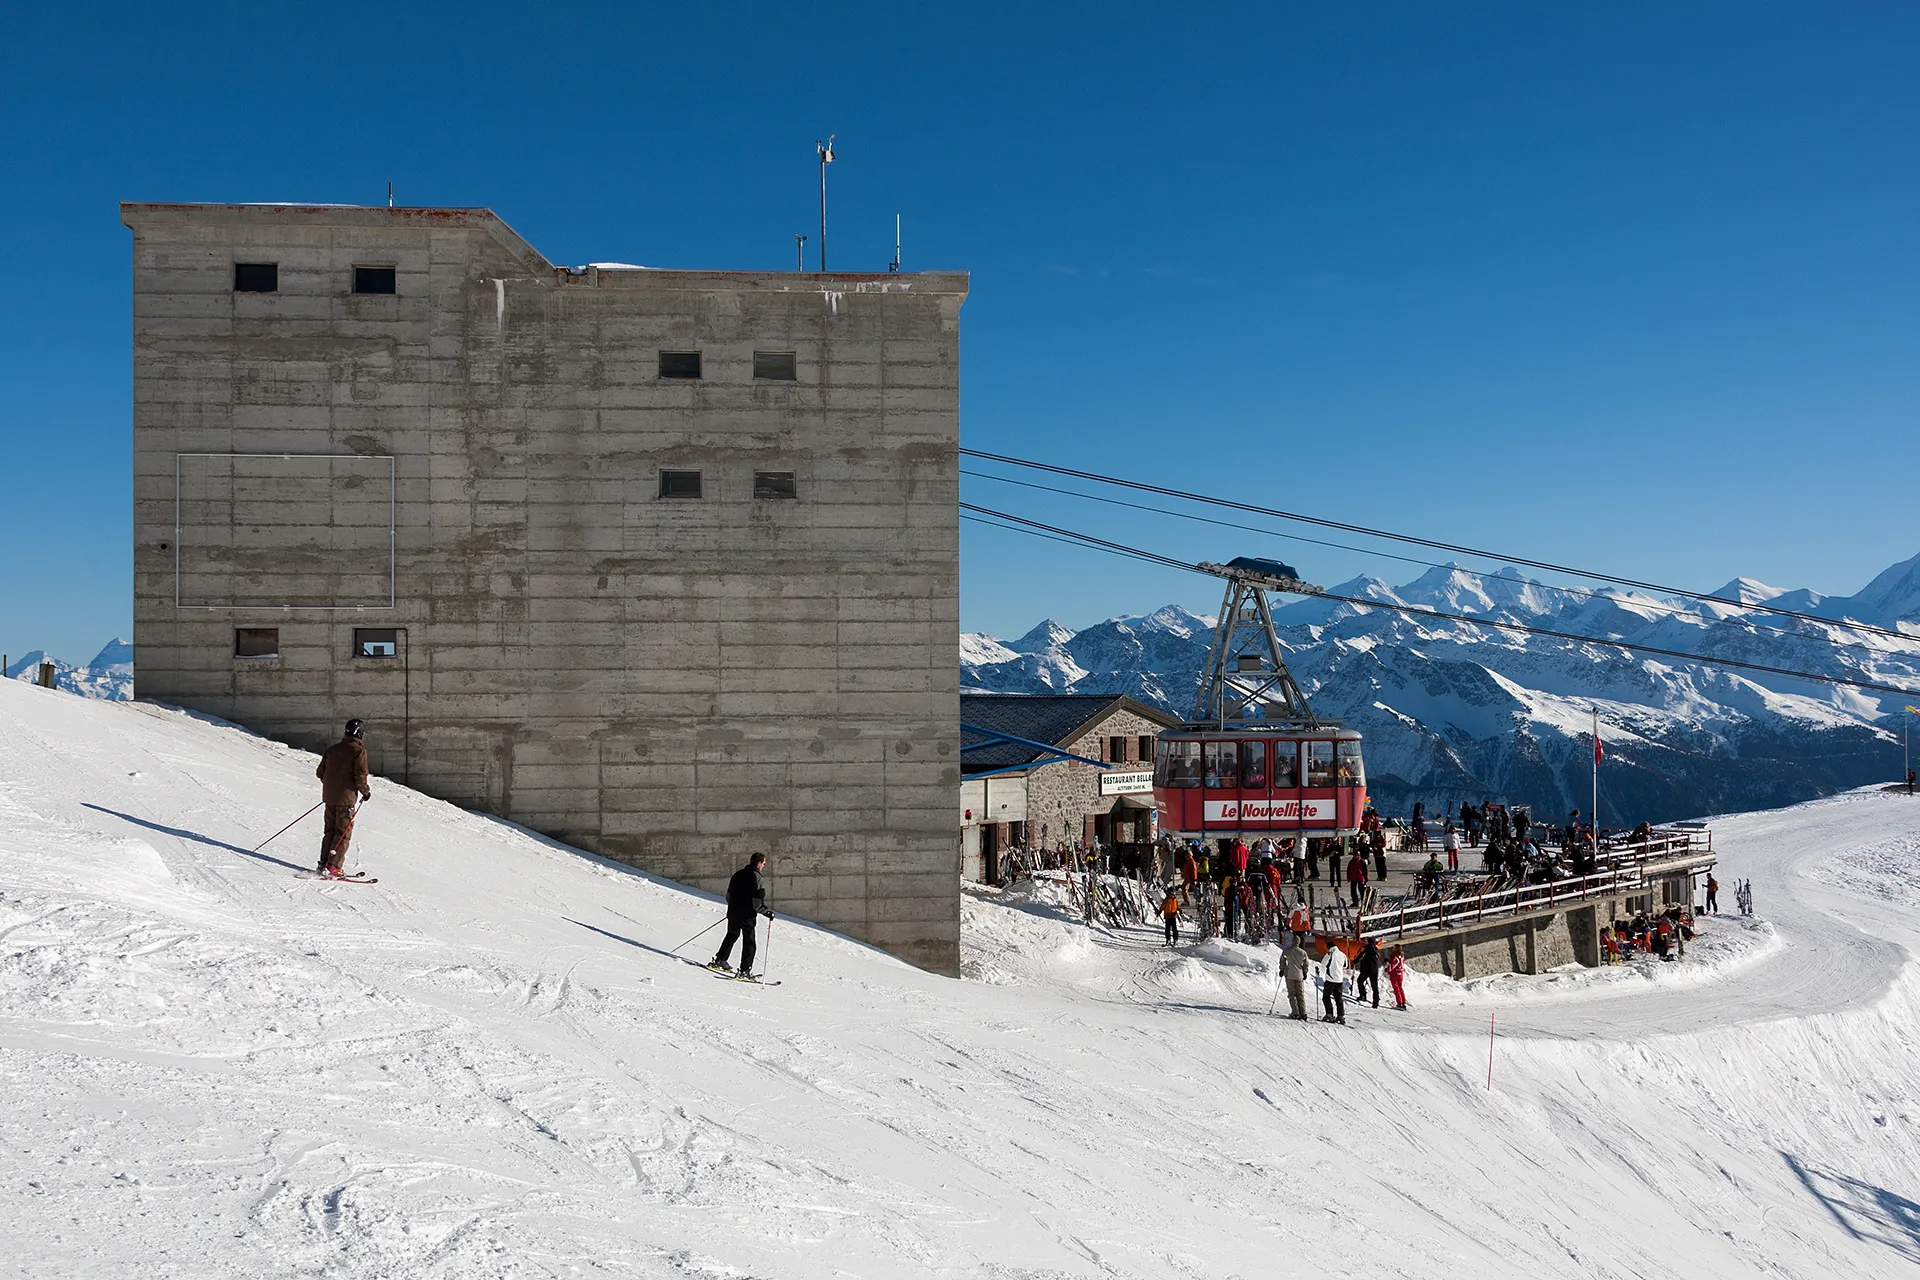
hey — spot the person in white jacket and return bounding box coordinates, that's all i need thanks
[1320,944,1350,1024]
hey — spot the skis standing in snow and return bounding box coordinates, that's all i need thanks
[710,852,773,978]
[314,718,372,878]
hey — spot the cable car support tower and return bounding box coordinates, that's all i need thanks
[1192,558,1332,732]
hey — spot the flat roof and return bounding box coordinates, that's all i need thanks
[119,202,968,290]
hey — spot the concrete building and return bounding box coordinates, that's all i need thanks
[959,693,1182,879]
[123,202,967,974]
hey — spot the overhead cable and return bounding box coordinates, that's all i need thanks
[960,448,1917,646]
[961,502,1920,703]
[962,467,1909,662]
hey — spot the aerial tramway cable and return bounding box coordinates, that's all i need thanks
[961,467,1911,664]
[959,503,1920,702]
[960,448,1919,648]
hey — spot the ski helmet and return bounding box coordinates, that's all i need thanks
[344,718,365,739]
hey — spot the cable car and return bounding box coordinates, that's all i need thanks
[1154,558,1368,839]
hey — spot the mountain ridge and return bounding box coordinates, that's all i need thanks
[964,556,1920,823]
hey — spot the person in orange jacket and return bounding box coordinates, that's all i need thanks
[1179,846,1199,902]
[1160,889,1182,946]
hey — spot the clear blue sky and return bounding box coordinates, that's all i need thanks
[3,3,1917,661]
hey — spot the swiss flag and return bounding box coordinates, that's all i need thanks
[1594,735,1604,765]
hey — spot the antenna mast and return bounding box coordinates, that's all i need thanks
[889,214,901,272]
[815,135,835,272]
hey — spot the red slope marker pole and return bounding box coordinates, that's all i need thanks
[1486,1012,1495,1090]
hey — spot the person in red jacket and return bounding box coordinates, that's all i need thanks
[1345,848,1368,907]
[314,719,372,876]
[1386,945,1408,1010]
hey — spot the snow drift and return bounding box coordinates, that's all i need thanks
[3,677,1919,1277]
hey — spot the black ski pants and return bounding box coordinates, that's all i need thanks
[1356,971,1380,1008]
[1322,979,1345,1022]
[1163,914,1178,945]
[715,914,759,973]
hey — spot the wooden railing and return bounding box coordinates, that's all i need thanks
[1350,826,1715,942]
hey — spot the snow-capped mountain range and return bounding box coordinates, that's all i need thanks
[5,640,133,701]
[963,553,1920,823]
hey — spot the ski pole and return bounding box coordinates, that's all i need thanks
[762,915,774,977]
[669,918,724,955]
[255,802,323,852]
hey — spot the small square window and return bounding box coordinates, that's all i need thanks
[353,266,397,295]
[352,628,398,659]
[659,470,703,499]
[752,471,797,499]
[234,262,278,292]
[753,351,797,381]
[234,627,280,658]
[658,351,702,379]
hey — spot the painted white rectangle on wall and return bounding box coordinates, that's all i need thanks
[1203,798,1335,823]
[1099,770,1155,796]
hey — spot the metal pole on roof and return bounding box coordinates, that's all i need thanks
[816,136,835,271]
[795,234,807,272]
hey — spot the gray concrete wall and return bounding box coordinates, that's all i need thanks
[125,202,967,974]
[1397,902,1598,979]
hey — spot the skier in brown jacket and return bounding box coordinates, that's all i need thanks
[315,719,372,876]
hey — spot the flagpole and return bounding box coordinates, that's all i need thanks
[1591,706,1600,859]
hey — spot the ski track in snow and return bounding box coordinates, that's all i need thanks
[2,678,1919,1278]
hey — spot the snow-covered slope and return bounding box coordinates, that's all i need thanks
[5,638,134,701]
[965,556,1920,821]
[6,676,1920,1277]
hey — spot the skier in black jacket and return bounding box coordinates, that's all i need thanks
[710,853,773,977]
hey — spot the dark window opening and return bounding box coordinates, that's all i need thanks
[1109,735,1129,763]
[752,471,797,499]
[753,351,797,381]
[353,266,397,295]
[234,627,280,658]
[658,351,702,379]
[659,470,703,499]
[234,263,278,293]
[352,628,398,659]
[1138,735,1155,764]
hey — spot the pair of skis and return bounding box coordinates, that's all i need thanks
[299,870,378,884]
[697,959,781,986]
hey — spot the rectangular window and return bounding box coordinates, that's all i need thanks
[1305,740,1335,788]
[352,628,398,659]
[752,471,797,499]
[1203,740,1239,790]
[659,470,703,499]
[752,351,797,381]
[1109,735,1128,764]
[1240,740,1269,790]
[1272,740,1299,788]
[1335,739,1365,788]
[233,262,278,292]
[234,627,279,658]
[1138,734,1155,764]
[658,351,702,379]
[353,265,397,295]
[1156,739,1201,789]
